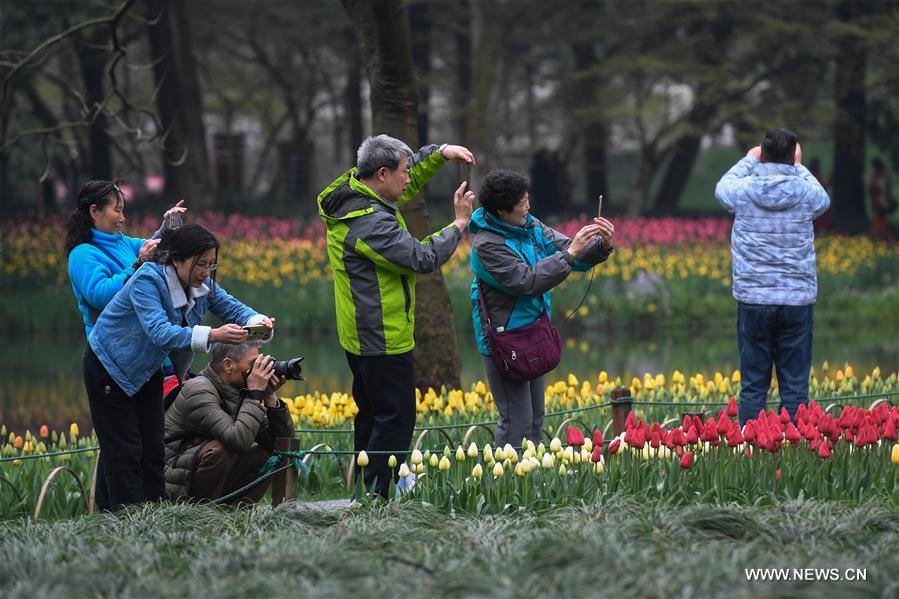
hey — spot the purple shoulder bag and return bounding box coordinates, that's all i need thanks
[476,280,562,382]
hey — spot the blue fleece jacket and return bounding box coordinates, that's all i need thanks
[67,229,144,335]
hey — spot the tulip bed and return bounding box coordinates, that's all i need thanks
[2,364,897,521]
[2,214,898,332]
[371,398,899,515]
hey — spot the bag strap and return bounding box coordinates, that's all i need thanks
[90,242,129,271]
[475,279,492,327]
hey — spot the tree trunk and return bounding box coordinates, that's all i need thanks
[652,132,702,215]
[343,29,364,162]
[76,28,112,180]
[342,0,462,391]
[454,0,472,144]
[145,0,212,208]
[831,1,869,233]
[571,43,608,209]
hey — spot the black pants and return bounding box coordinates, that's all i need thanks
[83,345,164,510]
[346,351,415,497]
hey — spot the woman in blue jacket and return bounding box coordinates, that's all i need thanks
[85,223,273,509]
[65,180,185,335]
[469,169,615,447]
[65,180,184,510]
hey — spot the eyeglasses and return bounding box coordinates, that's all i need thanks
[195,261,218,272]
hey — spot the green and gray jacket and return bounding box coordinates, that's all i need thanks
[317,145,462,356]
[163,364,294,500]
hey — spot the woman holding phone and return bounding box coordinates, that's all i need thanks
[85,223,274,510]
[65,180,185,510]
[468,169,614,447]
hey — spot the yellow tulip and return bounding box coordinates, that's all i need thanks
[550,438,562,453]
[559,464,567,476]
[411,449,423,465]
[429,454,439,468]
[474,380,487,395]
[467,442,479,458]
[388,454,397,468]
[892,444,899,466]
[483,443,493,461]
[356,451,369,467]
[541,453,554,469]
[455,446,465,462]
[845,365,854,378]
[438,456,451,472]
[594,461,604,475]
[398,463,410,478]
[568,373,579,387]
[599,371,608,384]
[731,370,741,384]
[472,463,483,479]
[584,438,593,453]
[69,423,79,438]
[492,462,504,478]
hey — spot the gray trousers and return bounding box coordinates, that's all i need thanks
[483,356,546,448]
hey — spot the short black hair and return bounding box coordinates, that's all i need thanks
[478,169,529,215]
[761,128,798,165]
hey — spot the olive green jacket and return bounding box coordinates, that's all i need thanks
[163,365,294,500]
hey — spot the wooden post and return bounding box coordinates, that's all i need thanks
[610,387,632,436]
[271,437,299,506]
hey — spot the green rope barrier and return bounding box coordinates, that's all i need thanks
[211,450,310,505]
[3,391,894,464]
[0,446,99,463]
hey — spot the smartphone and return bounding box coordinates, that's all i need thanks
[243,324,271,341]
[460,163,471,187]
[597,195,603,218]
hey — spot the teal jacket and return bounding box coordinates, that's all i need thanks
[68,228,145,335]
[468,208,611,355]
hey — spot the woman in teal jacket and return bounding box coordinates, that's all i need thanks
[64,180,184,509]
[469,169,615,447]
[65,180,185,335]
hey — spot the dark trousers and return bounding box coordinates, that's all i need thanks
[83,345,164,510]
[483,356,546,447]
[189,440,273,504]
[83,346,111,512]
[737,303,813,426]
[346,350,415,497]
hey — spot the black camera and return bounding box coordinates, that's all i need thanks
[271,357,304,380]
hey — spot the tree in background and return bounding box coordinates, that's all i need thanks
[340,0,462,391]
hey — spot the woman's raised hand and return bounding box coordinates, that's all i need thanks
[567,224,603,258]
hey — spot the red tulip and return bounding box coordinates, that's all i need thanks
[883,419,897,442]
[565,426,585,447]
[817,441,832,459]
[39,425,49,439]
[608,438,621,454]
[591,445,603,463]
[625,411,636,430]
[785,423,801,445]
[716,412,731,436]
[685,426,699,445]
[679,451,694,469]
[775,468,782,480]
[727,396,738,418]
[592,428,604,448]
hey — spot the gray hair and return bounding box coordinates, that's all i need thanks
[355,134,413,179]
[209,341,261,372]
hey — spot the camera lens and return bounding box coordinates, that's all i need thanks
[272,357,304,380]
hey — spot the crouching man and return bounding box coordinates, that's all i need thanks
[164,341,294,504]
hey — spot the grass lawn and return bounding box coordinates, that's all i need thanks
[1,498,897,598]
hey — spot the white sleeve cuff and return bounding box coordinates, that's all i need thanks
[191,325,212,353]
[245,313,274,343]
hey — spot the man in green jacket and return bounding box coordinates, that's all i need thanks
[164,342,294,503]
[318,133,475,496]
